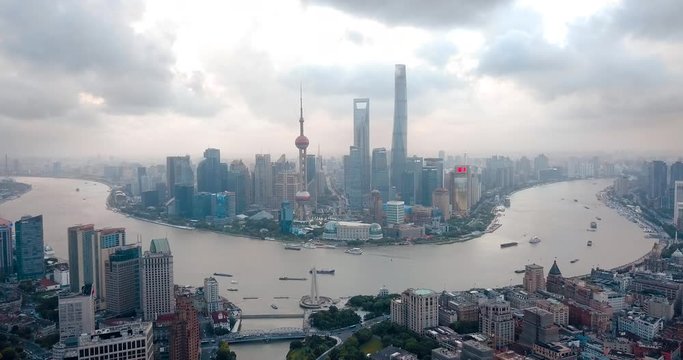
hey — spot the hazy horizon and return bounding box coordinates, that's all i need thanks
[1,0,681,159]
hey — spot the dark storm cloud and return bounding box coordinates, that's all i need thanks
[476,3,681,127]
[307,0,509,28]
[0,0,221,120]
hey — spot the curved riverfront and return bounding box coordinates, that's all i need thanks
[0,177,656,358]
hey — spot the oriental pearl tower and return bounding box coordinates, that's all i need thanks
[294,86,310,221]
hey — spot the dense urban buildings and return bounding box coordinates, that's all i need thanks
[479,299,514,349]
[170,295,201,360]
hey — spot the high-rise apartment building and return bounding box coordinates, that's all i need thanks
[372,148,390,202]
[432,188,450,221]
[170,295,201,360]
[58,284,95,341]
[534,154,550,179]
[649,160,668,209]
[52,321,153,360]
[674,181,683,230]
[424,158,444,188]
[448,166,481,217]
[479,299,514,349]
[204,277,221,314]
[166,155,194,200]
[390,288,438,335]
[274,172,299,206]
[68,224,96,293]
[197,148,222,194]
[421,166,439,207]
[15,214,44,280]
[386,201,405,225]
[254,154,273,208]
[227,160,251,214]
[401,156,423,205]
[141,238,175,321]
[353,98,371,196]
[96,228,125,308]
[391,64,408,193]
[523,264,546,293]
[105,245,141,316]
[68,225,125,306]
[345,146,363,210]
[0,218,12,279]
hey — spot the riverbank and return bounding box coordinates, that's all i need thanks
[0,179,32,205]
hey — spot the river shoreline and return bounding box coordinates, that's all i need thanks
[0,179,33,206]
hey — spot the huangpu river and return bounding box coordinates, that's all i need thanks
[0,177,654,359]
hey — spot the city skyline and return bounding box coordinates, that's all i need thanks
[0,1,682,159]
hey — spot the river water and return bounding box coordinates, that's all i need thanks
[0,177,654,359]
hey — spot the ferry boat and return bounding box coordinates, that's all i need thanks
[590,221,597,229]
[284,244,302,251]
[500,242,518,248]
[529,236,541,244]
[570,259,579,263]
[514,269,525,274]
[587,240,593,246]
[271,304,278,309]
[345,248,363,255]
[309,268,335,275]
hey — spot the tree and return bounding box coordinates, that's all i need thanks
[216,341,237,360]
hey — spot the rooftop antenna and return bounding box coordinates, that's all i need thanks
[464,152,468,166]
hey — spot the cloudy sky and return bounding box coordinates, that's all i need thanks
[0,0,681,160]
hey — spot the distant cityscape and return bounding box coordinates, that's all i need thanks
[0,64,682,360]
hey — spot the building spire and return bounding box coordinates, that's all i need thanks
[299,83,304,136]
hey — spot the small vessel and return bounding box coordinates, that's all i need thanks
[345,248,363,255]
[587,240,593,246]
[230,280,238,284]
[274,296,289,299]
[279,277,307,281]
[529,236,541,244]
[514,269,525,274]
[574,199,578,202]
[271,304,278,309]
[500,242,518,248]
[320,244,337,249]
[243,297,258,300]
[264,237,275,241]
[309,268,335,275]
[570,259,579,263]
[213,273,233,277]
[76,188,80,192]
[584,206,590,209]
[503,197,511,207]
[284,244,302,251]
[227,288,238,291]
[590,221,597,229]
[596,217,602,221]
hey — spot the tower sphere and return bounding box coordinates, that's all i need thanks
[295,135,309,149]
[295,190,311,201]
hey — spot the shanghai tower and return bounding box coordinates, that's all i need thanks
[390,64,407,193]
